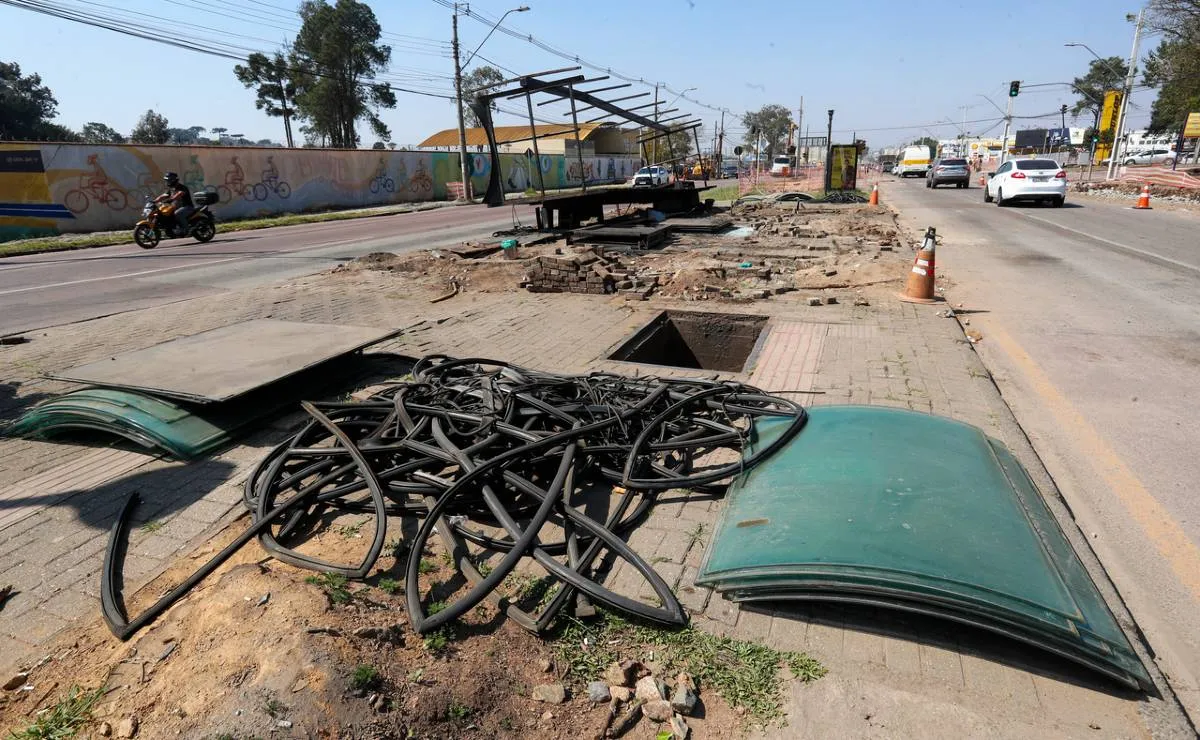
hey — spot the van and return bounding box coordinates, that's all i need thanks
[769,155,793,177]
[897,146,932,178]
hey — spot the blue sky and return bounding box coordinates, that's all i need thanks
[0,0,1157,149]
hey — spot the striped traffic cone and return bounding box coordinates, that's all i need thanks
[898,227,939,304]
[868,184,879,205]
[1133,183,1152,210]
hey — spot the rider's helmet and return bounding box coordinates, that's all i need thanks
[163,172,180,185]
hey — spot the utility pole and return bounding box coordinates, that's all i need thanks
[825,109,834,191]
[1107,7,1144,181]
[716,110,724,170]
[451,4,471,201]
[999,94,1013,166]
[797,96,804,159]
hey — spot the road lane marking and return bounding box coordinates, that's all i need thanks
[1012,210,1200,275]
[987,323,1200,600]
[0,257,245,296]
[0,214,520,296]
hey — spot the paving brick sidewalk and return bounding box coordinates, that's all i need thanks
[0,265,1185,736]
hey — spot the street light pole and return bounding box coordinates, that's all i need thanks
[451,5,471,201]
[452,4,531,201]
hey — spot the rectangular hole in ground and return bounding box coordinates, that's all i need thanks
[608,310,768,373]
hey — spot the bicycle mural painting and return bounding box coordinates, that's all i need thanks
[216,156,291,203]
[64,154,129,213]
[408,160,433,195]
[369,158,394,194]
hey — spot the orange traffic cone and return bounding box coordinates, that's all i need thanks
[868,184,879,205]
[1133,183,1151,210]
[898,227,939,304]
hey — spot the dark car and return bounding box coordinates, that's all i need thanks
[926,158,971,189]
[720,164,739,179]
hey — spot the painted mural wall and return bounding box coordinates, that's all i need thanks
[0,143,641,242]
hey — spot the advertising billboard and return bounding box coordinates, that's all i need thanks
[826,144,858,191]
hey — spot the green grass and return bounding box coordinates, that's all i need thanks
[139,520,164,533]
[350,664,382,692]
[9,685,104,739]
[417,558,438,575]
[551,612,825,727]
[377,577,401,595]
[304,572,351,604]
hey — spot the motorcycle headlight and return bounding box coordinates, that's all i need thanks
[142,204,153,216]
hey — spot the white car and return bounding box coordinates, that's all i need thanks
[983,158,1067,207]
[1123,148,1176,166]
[632,166,671,188]
[769,155,793,177]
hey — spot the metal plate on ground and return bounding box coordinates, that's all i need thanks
[49,319,399,404]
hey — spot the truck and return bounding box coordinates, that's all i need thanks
[879,152,899,172]
[897,145,932,178]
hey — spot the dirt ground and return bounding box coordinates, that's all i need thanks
[0,201,912,739]
[0,508,747,739]
[331,201,911,307]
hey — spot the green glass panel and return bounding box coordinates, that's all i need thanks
[698,406,1149,689]
[6,388,232,460]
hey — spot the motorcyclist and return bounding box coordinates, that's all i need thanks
[155,172,194,234]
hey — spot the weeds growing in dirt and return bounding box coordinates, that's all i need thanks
[351,664,382,692]
[262,696,286,717]
[417,558,438,575]
[377,577,401,595]
[140,520,164,533]
[447,702,473,721]
[336,520,366,538]
[551,611,826,726]
[10,685,103,739]
[422,628,452,654]
[305,572,351,604]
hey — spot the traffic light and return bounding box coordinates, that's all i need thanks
[1009,80,1021,97]
[1092,134,1100,143]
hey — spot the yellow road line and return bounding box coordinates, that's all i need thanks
[987,323,1200,599]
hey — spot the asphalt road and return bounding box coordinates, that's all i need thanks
[0,203,536,336]
[882,175,1200,715]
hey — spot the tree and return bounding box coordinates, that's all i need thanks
[291,0,396,148]
[81,122,125,143]
[35,122,81,142]
[1143,2,1200,133]
[641,127,692,164]
[909,136,938,157]
[741,104,792,160]
[234,51,297,147]
[130,109,170,144]
[1069,56,1128,127]
[371,141,386,149]
[0,61,60,140]
[166,125,206,144]
[462,65,505,128]
[210,126,228,144]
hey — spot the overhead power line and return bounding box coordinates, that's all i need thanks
[0,0,456,99]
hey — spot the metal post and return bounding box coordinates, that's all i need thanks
[717,110,725,175]
[826,109,834,191]
[652,84,660,164]
[567,84,587,193]
[1107,7,1144,181]
[524,92,546,200]
[451,6,472,201]
[693,125,706,187]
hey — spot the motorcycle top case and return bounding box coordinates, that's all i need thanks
[193,191,218,206]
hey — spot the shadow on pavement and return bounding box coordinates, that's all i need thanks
[754,600,1147,699]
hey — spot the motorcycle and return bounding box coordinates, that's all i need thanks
[133,191,218,249]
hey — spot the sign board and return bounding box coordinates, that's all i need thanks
[1185,112,1200,138]
[1100,91,1123,134]
[826,144,859,192]
[797,136,828,147]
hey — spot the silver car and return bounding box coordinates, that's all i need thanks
[926,158,971,188]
